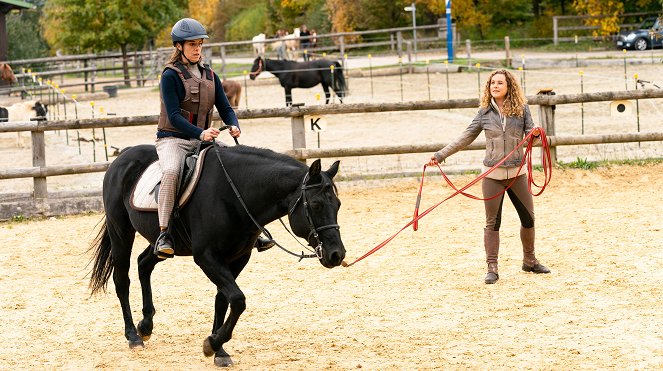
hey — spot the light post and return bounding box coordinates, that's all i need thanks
[404,3,417,60]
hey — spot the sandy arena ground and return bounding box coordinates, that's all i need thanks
[1,163,662,369]
[1,58,662,369]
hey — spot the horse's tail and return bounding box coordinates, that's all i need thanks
[87,217,114,295]
[332,61,348,99]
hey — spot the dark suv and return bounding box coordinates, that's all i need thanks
[616,16,663,50]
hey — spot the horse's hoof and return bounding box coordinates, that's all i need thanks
[202,337,215,357]
[128,339,144,349]
[137,321,152,341]
[214,356,234,367]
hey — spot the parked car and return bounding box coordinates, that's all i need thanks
[616,16,663,50]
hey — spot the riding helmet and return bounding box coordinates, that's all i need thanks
[171,18,209,45]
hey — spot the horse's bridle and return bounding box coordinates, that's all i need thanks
[287,172,340,258]
[213,140,338,261]
[249,58,263,78]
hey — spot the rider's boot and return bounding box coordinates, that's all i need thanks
[520,226,550,274]
[154,229,174,259]
[255,236,275,252]
[484,229,500,284]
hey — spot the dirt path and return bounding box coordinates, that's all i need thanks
[1,163,662,369]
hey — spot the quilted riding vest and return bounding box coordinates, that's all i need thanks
[158,61,216,134]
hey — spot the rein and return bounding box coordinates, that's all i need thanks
[212,139,325,261]
[343,128,552,267]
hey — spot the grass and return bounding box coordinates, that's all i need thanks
[556,157,663,170]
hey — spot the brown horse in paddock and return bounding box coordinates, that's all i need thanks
[222,80,241,108]
[0,63,17,85]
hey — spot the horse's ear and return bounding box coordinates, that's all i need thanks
[326,160,340,179]
[308,159,321,179]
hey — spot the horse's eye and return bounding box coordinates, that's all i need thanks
[310,201,322,210]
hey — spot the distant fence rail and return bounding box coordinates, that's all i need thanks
[2,23,454,95]
[1,88,663,220]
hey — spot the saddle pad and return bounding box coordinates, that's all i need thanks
[130,147,211,211]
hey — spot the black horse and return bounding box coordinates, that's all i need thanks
[88,143,346,367]
[249,56,347,106]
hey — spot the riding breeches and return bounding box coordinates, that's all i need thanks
[482,174,534,231]
[155,137,198,228]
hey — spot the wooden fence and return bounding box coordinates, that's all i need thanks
[1,88,663,220]
[4,23,453,95]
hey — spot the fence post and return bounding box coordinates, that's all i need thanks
[553,16,559,46]
[31,123,47,199]
[537,89,557,164]
[220,46,226,78]
[466,39,472,68]
[91,58,97,93]
[339,35,345,59]
[397,31,403,58]
[390,33,395,51]
[406,41,413,73]
[84,59,89,92]
[504,36,511,68]
[291,113,307,154]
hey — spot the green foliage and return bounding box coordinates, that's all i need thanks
[42,0,183,53]
[567,157,598,170]
[225,2,269,41]
[10,214,27,223]
[7,7,50,60]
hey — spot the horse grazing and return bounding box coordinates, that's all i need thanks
[88,143,346,367]
[251,33,266,55]
[221,79,241,108]
[249,56,347,106]
[0,63,17,85]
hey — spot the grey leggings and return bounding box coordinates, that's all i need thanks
[482,174,534,231]
[155,137,199,228]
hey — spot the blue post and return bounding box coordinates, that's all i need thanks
[446,0,453,62]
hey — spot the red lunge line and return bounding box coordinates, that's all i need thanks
[344,128,552,267]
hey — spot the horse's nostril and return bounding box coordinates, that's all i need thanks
[330,251,344,266]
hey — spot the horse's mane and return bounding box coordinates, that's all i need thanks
[264,58,300,69]
[215,145,308,194]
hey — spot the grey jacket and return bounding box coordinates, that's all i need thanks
[434,104,537,168]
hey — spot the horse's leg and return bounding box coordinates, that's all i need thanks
[136,244,164,341]
[322,84,331,104]
[285,87,293,106]
[211,253,251,366]
[196,251,247,367]
[107,223,141,348]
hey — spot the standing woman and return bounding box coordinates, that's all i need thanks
[428,69,550,284]
[155,18,273,258]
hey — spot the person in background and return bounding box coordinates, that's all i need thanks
[155,18,273,258]
[428,69,550,284]
[299,24,312,61]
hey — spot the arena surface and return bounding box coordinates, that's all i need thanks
[1,163,662,369]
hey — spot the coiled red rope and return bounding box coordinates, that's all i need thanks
[342,128,552,268]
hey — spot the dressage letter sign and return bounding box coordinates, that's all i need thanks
[309,116,326,131]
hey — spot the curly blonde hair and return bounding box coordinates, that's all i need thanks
[479,69,527,117]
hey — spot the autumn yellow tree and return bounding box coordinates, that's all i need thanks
[573,0,624,37]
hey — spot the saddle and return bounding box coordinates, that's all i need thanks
[130,141,216,211]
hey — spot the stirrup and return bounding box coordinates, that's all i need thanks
[154,231,174,259]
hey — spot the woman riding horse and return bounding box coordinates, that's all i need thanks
[155,18,272,257]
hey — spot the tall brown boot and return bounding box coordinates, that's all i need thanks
[521,226,550,273]
[484,229,500,284]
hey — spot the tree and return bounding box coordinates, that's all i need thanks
[573,0,624,37]
[42,0,182,87]
[7,0,49,61]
